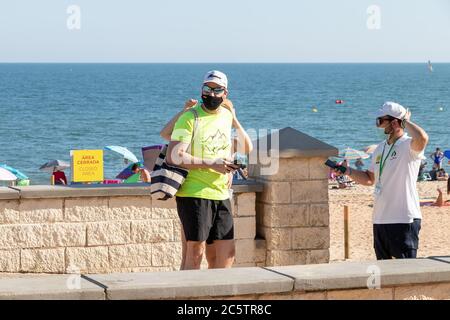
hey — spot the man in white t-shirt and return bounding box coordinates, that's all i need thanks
[334,102,429,259]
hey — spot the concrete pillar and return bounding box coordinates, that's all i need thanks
[249,127,338,266]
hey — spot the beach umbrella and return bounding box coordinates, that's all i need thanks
[444,150,450,159]
[0,164,28,180]
[116,161,143,180]
[363,144,378,154]
[39,160,70,173]
[0,167,18,181]
[105,146,139,163]
[338,148,370,160]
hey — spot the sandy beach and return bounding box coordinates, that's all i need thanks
[329,180,450,261]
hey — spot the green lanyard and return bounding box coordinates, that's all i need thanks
[378,140,397,181]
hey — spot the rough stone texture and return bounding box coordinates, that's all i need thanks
[262,204,308,228]
[255,239,267,263]
[263,227,292,250]
[266,250,308,266]
[291,291,327,300]
[87,221,131,246]
[152,207,178,220]
[235,239,257,264]
[21,248,65,273]
[291,227,329,250]
[42,223,86,247]
[89,267,293,300]
[255,202,265,237]
[0,192,263,274]
[271,258,450,292]
[109,196,152,220]
[309,157,329,180]
[394,283,450,300]
[0,200,20,224]
[233,262,257,268]
[259,182,291,204]
[261,158,310,181]
[236,193,256,217]
[0,274,105,300]
[130,266,177,273]
[64,198,109,222]
[258,291,327,300]
[152,198,177,209]
[309,204,329,227]
[234,217,256,240]
[131,220,173,243]
[13,185,152,199]
[152,242,182,267]
[0,250,20,272]
[327,288,394,300]
[109,244,153,269]
[0,224,43,249]
[308,249,330,264]
[291,180,329,204]
[19,199,63,223]
[0,187,20,200]
[66,247,109,273]
[173,220,182,242]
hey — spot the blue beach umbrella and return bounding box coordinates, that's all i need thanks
[116,161,144,180]
[444,150,450,159]
[0,164,28,180]
[105,146,139,163]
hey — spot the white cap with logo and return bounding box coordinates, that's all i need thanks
[375,101,408,119]
[203,70,228,88]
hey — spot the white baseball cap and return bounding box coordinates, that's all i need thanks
[374,101,408,119]
[203,70,228,88]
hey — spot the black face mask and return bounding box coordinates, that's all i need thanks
[202,95,223,111]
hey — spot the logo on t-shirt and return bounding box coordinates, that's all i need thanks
[390,150,398,160]
[375,155,381,164]
[202,129,230,155]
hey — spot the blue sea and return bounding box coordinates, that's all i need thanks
[0,63,449,185]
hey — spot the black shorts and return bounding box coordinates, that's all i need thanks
[373,219,421,260]
[176,197,234,244]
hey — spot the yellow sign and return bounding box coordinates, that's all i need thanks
[71,150,104,182]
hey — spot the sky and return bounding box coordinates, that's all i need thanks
[0,0,449,62]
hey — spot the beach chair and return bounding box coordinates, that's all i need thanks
[421,172,432,181]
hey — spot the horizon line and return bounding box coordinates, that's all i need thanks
[0,61,448,64]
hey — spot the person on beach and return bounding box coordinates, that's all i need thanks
[355,158,364,171]
[130,163,151,182]
[163,70,253,270]
[437,168,449,181]
[160,96,238,270]
[52,169,67,185]
[434,177,450,207]
[430,148,445,170]
[334,102,429,260]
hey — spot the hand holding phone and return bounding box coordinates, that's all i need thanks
[324,159,347,174]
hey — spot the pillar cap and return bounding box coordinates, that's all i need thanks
[252,127,338,159]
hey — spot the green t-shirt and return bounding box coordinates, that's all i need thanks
[170,103,233,200]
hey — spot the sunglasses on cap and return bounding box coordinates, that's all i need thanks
[202,84,225,95]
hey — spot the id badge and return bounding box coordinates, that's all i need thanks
[374,182,382,196]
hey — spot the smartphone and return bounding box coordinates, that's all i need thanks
[233,159,247,169]
[232,160,248,180]
[324,159,347,174]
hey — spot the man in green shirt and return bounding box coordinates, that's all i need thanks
[167,70,252,270]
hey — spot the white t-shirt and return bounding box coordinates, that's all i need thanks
[368,134,425,224]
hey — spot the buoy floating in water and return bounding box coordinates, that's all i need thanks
[438,107,444,111]
[312,107,318,113]
[335,99,344,104]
